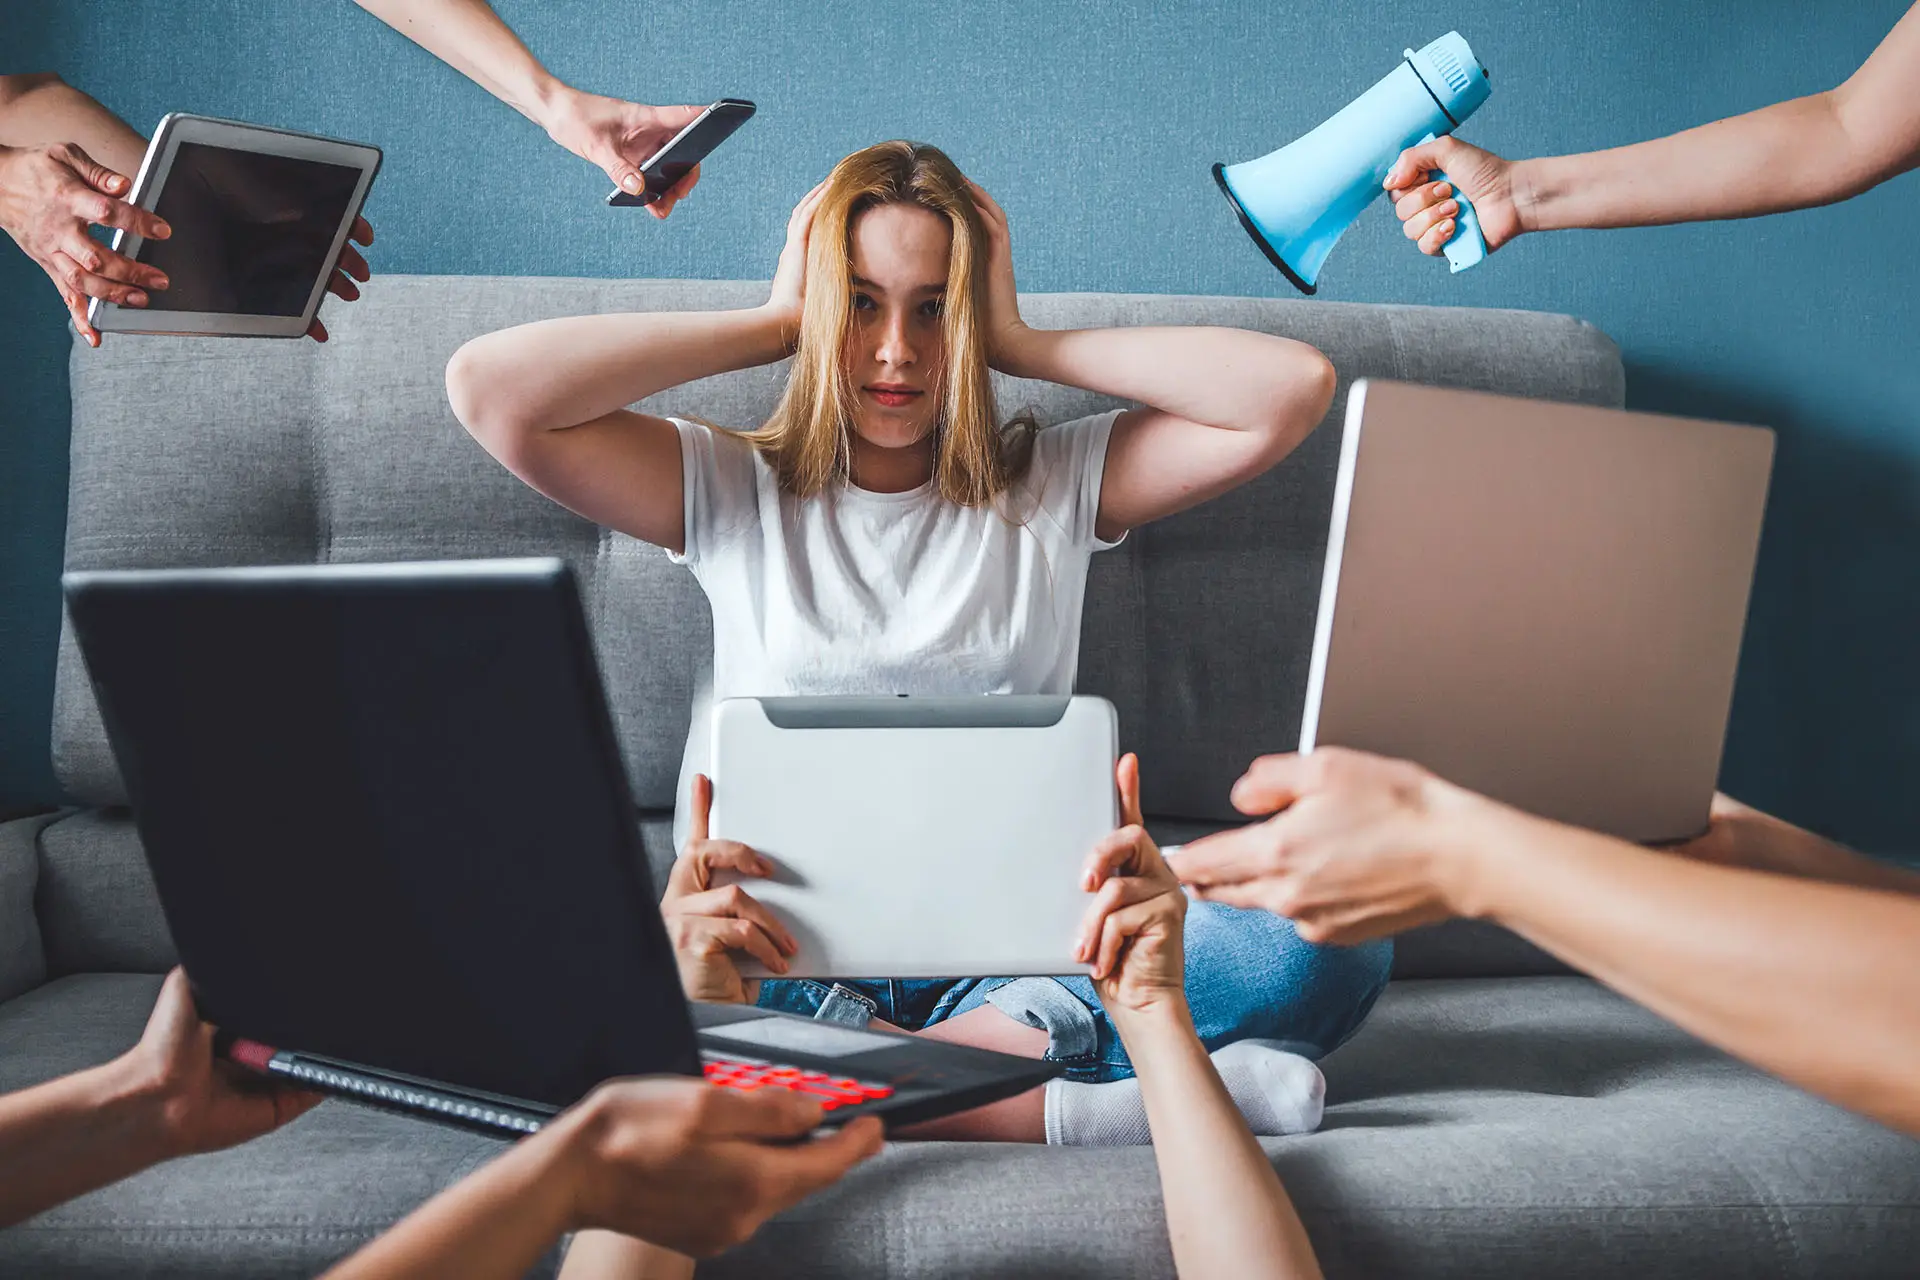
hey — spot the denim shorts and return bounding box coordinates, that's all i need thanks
[757,898,1392,1084]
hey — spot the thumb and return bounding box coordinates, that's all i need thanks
[607,158,646,198]
[691,773,713,843]
[1384,137,1464,193]
[62,143,132,198]
[1117,753,1144,829]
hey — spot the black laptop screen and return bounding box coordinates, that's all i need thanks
[66,563,700,1108]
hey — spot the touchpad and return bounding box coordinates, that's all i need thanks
[703,1016,899,1059]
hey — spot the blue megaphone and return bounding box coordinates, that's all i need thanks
[1214,32,1493,294]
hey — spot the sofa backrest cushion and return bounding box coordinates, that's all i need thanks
[55,278,1623,827]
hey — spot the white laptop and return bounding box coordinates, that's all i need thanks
[1300,379,1774,843]
[709,695,1117,978]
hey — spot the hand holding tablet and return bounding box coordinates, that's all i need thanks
[85,114,380,343]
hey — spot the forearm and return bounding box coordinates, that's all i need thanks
[1449,792,1920,1135]
[321,1122,579,1280]
[449,307,789,438]
[351,0,568,128]
[998,324,1331,436]
[0,74,146,175]
[0,1055,175,1228]
[1515,0,1920,237]
[1111,1001,1322,1280]
[1702,801,1920,893]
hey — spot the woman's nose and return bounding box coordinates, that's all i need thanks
[875,311,915,367]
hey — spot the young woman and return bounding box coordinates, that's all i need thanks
[447,140,1390,1152]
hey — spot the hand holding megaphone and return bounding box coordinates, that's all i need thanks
[1385,136,1522,259]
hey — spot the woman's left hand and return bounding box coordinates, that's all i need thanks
[1075,753,1188,1018]
[966,181,1029,370]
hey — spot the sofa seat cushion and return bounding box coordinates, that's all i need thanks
[5,973,1913,1278]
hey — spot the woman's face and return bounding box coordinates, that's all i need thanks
[840,201,951,459]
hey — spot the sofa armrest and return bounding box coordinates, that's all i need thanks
[0,811,62,1002]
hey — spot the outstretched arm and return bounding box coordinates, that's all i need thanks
[969,186,1335,542]
[1387,3,1920,255]
[1175,749,1920,1137]
[323,1079,879,1279]
[348,0,704,211]
[1079,756,1323,1279]
[0,969,321,1228]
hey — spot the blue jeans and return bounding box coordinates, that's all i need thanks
[756,899,1392,1084]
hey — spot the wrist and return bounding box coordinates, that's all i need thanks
[991,321,1044,379]
[1106,993,1194,1046]
[524,73,574,135]
[522,1098,609,1234]
[1507,156,1553,237]
[1417,773,1519,922]
[97,1049,186,1164]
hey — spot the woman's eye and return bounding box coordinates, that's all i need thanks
[919,299,944,318]
[852,293,876,312]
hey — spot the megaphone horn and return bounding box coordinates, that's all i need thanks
[1215,32,1493,295]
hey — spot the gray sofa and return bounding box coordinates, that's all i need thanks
[2,278,1914,1278]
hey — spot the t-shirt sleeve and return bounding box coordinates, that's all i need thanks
[1024,408,1126,552]
[666,417,762,571]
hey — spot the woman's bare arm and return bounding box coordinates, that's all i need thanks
[1177,749,1920,1137]
[445,307,788,552]
[969,185,1334,541]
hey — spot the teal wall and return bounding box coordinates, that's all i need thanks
[3,1,1916,852]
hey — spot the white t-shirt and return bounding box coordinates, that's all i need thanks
[667,410,1124,843]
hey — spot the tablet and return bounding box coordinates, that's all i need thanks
[709,695,1118,979]
[88,114,381,339]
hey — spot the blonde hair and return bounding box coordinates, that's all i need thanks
[748,141,1034,505]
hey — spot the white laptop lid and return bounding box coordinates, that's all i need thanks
[709,695,1116,979]
[1300,380,1774,843]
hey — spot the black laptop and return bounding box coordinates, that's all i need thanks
[63,558,1059,1136]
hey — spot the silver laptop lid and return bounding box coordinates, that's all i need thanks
[1300,380,1774,842]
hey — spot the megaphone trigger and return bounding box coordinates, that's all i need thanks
[1418,129,1488,273]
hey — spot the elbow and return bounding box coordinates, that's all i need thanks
[445,339,526,463]
[0,73,63,109]
[1256,345,1336,465]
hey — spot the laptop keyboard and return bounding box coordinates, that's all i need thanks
[701,1054,895,1110]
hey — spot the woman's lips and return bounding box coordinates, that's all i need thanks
[864,386,923,408]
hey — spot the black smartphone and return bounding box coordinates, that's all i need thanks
[605,98,756,206]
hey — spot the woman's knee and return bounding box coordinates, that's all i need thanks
[1180,900,1392,1057]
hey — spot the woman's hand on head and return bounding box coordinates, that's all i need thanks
[661,774,798,1004]
[966,182,1029,370]
[1076,754,1188,1020]
[764,181,827,346]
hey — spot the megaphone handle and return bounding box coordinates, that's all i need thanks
[1428,169,1487,273]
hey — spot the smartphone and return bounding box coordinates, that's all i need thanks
[605,98,756,206]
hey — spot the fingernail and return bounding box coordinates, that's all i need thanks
[1437,183,1452,197]
[128,291,147,307]
[153,274,169,289]
[622,175,642,193]
[154,222,170,239]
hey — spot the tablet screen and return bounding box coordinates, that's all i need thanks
[140,143,361,317]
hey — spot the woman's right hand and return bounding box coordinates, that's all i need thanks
[1075,754,1189,1021]
[764,182,826,343]
[660,774,798,1004]
[1384,135,1523,257]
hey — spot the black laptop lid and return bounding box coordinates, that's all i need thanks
[63,559,700,1107]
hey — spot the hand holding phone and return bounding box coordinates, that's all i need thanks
[607,99,756,207]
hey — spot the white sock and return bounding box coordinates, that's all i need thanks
[1043,1039,1325,1147]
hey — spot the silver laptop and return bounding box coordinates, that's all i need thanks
[1300,380,1774,842]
